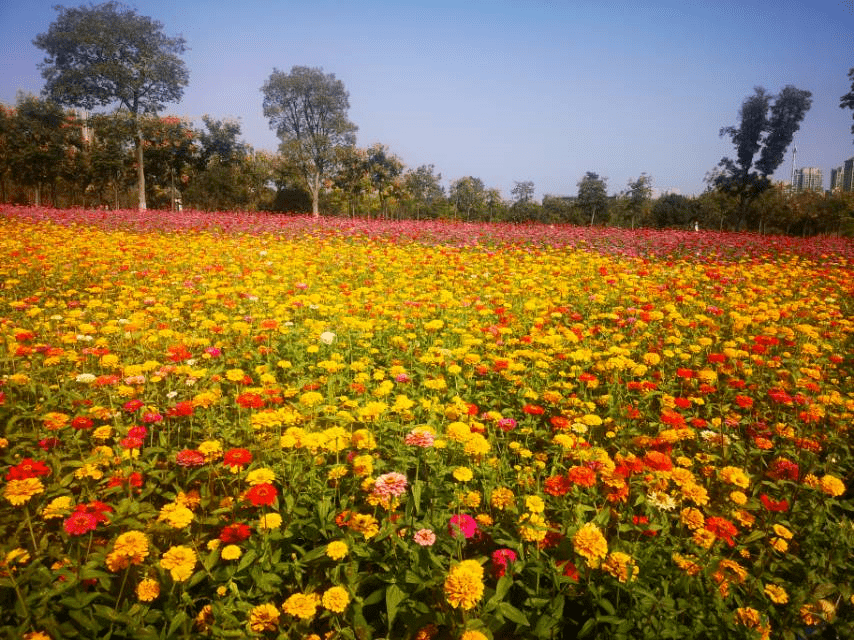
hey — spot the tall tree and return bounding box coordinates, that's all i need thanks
[624,173,652,229]
[577,172,608,225]
[365,143,404,217]
[403,164,444,219]
[511,180,535,204]
[7,93,73,206]
[449,176,486,220]
[34,2,189,210]
[716,85,812,227]
[840,68,854,140]
[261,66,357,217]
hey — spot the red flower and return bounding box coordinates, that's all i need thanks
[39,437,60,451]
[558,560,579,581]
[120,437,144,450]
[176,449,206,467]
[123,399,144,412]
[167,401,194,418]
[6,458,52,481]
[544,474,573,496]
[676,368,695,379]
[707,353,727,364]
[522,404,544,416]
[244,483,277,506]
[223,448,252,471]
[236,392,265,409]
[766,458,799,481]
[567,466,596,488]
[64,511,98,536]
[71,416,94,430]
[642,451,673,472]
[705,516,738,546]
[734,395,754,408]
[760,494,789,512]
[220,523,251,543]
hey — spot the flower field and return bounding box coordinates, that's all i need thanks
[1,205,852,640]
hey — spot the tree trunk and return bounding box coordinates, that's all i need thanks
[310,172,320,217]
[135,123,147,211]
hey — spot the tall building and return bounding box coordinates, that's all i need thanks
[843,157,854,193]
[793,167,823,192]
[830,166,844,192]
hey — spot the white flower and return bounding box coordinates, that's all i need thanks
[75,373,96,383]
[319,331,336,345]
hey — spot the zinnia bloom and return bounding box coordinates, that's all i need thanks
[705,516,738,546]
[3,477,45,505]
[160,545,197,581]
[444,560,485,610]
[106,530,149,571]
[326,540,348,560]
[321,586,350,613]
[245,482,277,506]
[572,522,608,567]
[136,578,160,602]
[414,528,436,546]
[567,465,597,487]
[176,449,205,467]
[448,514,478,539]
[219,523,251,543]
[223,447,252,472]
[249,603,280,632]
[221,544,242,560]
[819,474,845,497]
[764,583,789,604]
[602,551,638,583]
[460,632,489,640]
[282,592,320,620]
[372,472,408,498]
[63,511,98,535]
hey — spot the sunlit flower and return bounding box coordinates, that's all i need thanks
[321,585,349,613]
[3,478,45,505]
[444,560,484,610]
[282,592,320,620]
[572,522,608,567]
[326,540,348,560]
[136,578,160,602]
[160,545,197,581]
[414,528,436,546]
[249,602,280,632]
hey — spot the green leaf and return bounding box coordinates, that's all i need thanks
[237,548,257,572]
[499,601,530,626]
[386,583,407,629]
[167,611,188,638]
[411,479,423,514]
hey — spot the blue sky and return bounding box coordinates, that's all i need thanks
[1,0,853,198]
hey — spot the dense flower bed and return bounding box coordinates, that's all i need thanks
[0,206,852,640]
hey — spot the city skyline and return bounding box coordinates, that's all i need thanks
[1,0,853,199]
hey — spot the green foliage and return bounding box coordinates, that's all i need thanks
[261,66,358,217]
[576,172,608,226]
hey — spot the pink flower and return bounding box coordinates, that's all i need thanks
[491,548,518,577]
[64,511,98,536]
[497,418,517,432]
[413,528,436,546]
[404,428,435,448]
[372,472,408,498]
[448,514,478,539]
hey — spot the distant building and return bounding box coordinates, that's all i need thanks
[830,166,844,192]
[793,167,823,193]
[843,157,854,193]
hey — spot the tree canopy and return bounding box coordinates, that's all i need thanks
[261,66,357,217]
[34,1,189,210]
[716,85,812,225]
[840,67,854,140]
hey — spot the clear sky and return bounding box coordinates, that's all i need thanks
[1,0,853,199]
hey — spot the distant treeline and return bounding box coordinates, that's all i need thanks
[1,96,852,236]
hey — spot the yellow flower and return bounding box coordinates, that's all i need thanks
[159,545,197,581]
[225,368,246,382]
[42,495,73,519]
[460,632,489,640]
[819,474,845,497]
[326,540,348,560]
[524,495,545,513]
[22,632,51,640]
[258,512,282,531]
[719,466,750,489]
[321,585,350,613]
[282,592,320,620]
[679,507,704,530]
[764,583,789,604]
[452,466,473,482]
[197,440,222,461]
[106,530,149,571]
[158,502,194,529]
[490,487,515,510]
[221,545,242,560]
[249,602,280,632]
[602,551,638,583]
[735,607,761,628]
[572,522,608,567]
[772,523,793,539]
[518,512,547,543]
[136,578,160,602]
[2,478,45,506]
[245,467,276,485]
[444,560,485,610]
